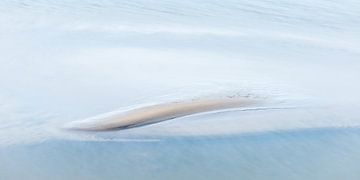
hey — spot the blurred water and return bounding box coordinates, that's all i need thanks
[2,128,360,180]
[1,0,360,179]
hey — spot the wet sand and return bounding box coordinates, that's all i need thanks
[66,97,259,131]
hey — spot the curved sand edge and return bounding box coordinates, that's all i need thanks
[65,96,260,131]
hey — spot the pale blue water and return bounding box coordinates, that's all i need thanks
[2,128,360,180]
[1,0,360,179]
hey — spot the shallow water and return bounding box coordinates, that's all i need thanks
[2,128,360,180]
[1,0,360,179]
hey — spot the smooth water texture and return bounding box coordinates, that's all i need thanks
[1,0,360,179]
